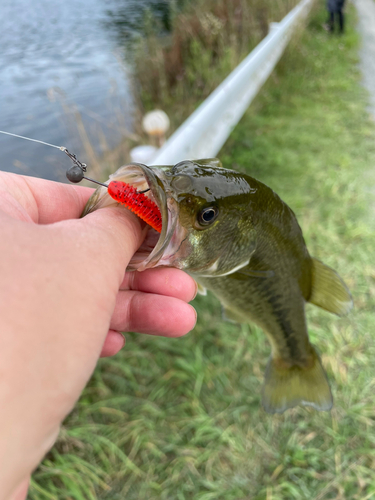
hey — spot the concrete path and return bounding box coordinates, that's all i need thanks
[355,0,375,119]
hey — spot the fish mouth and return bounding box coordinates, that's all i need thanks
[107,163,184,272]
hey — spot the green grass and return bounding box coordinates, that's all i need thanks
[134,0,298,134]
[30,3,375,499]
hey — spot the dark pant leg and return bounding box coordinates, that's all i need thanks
[329,11,334,32]
[338,9,344,32]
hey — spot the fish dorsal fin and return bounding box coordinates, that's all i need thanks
[309,258,353,316]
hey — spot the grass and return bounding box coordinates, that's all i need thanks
[30,2,375,499]
[133,0,298,133]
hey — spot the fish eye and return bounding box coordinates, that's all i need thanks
[197,206,219,226]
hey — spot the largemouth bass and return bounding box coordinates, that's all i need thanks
[83,159,353,414]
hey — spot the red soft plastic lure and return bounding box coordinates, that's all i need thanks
[108,180,162,233]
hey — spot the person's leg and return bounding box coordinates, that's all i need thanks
[338,9,344,32]
[329,11,334,32]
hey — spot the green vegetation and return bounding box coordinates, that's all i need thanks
[134,0,298,132]
[92,0,299,177]
[30,3,375,499]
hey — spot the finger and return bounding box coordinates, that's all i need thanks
[0,172,94,223]
[122,268,197,302]
[0,173,146,280]
[22,175,94,223]
[100,330,125,358]
[80,206,146,279]
[9,476,30,500]
[110,291,197,337]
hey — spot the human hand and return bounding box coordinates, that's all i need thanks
[0,172,197,500]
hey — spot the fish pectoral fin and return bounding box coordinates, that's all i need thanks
[221,306,246,324]
[262,346,333,414]
[196,283,207,296]
[309,258,353,316]
[238,269,274,279]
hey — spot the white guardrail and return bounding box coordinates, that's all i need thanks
[150,0,313,165]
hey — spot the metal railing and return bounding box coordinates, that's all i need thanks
[150,0,314,165]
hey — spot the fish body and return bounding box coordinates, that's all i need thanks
[83,159,353,413]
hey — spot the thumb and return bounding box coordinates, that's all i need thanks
[77,205,147,283]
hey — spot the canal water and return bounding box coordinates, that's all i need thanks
[0,0,170,181]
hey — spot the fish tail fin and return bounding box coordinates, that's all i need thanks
[309,258,353,316]
[262,346,333,414]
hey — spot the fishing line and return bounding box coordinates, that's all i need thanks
[0,129,90,176]
[0,129,96,182]
[0,129,152,198]
[0,130,66,151]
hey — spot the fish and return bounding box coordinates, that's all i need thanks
[83,158,353,414]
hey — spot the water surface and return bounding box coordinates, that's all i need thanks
[0,0,169,180]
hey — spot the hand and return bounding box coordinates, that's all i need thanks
[0,172,197,500]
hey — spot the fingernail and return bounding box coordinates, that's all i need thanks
[191,305,197,328]
[192,280,198,300]
[120,333,126,348]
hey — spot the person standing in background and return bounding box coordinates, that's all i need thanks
[326,0,346,33]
